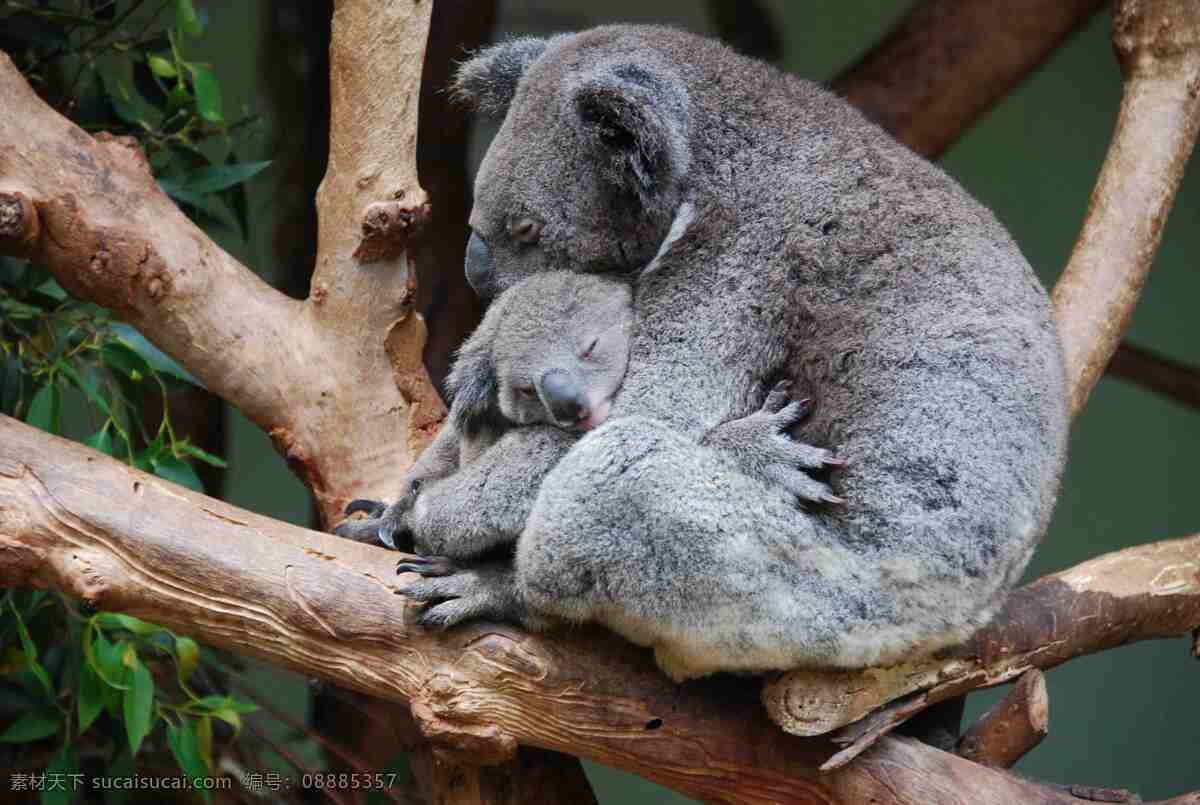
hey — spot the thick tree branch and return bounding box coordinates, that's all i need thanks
[0,0,446,526]
[834,0,1107,159]
[2,414,1197,804]
[764,529,1200,738]
[1051,0,1200,417]
[956,669,1048,768]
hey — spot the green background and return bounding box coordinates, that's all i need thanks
[199,1,1200,800]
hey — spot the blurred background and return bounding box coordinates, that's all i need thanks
[2,0,1197,802]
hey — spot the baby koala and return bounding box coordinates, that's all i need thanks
[340,271,634,548]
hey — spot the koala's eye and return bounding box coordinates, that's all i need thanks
[517,384,537,399]
[508,217,542,245]
[580,336,600,359]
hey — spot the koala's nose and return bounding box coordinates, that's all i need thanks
[540,370,589,425]
[465,231,495,299]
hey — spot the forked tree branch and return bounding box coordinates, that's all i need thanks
[0,0,444,527]
[1,414,1196,804]
[1051,0,1200,416]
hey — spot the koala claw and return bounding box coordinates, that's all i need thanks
[396,555,457,578]
[397,563,522,631]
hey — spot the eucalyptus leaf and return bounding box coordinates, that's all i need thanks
[25,383,62,435]
[176,0,205,37]
[110,323,201,386]
[167,718,211,803]
[85,426,116,456]
[175,636,199,681]
[0,711,61,742]
[10,600,55,703]
[78,662,105,734]
[153,455,204,491]
[190,66,223,123]
[183,160,272,194]
[148,55,177,78]
[123,656,154,755]
[180,442,227,468]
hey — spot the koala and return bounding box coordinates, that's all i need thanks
[338,271,637,549]
[347,25,1070,681]
[340,269,839,553]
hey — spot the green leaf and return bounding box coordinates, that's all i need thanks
[25,383,62,435]
[110,324,201,387]
[174,636,199,681]
[100,342,150,382]
[153,455,203,491]
[195,714,213,770]
[176,0,205,37]
[90,633,131,691]
[167,719,211,803]
[96,53,163,130]
[86,426,116,456]
[183,160,272,194]
[148,55,178,78]
[78,661,105,734]
[95,613,162,636]
[0,711,61,742]
[179,442,227,468]
[58,362,113,418]
[10,600,55,703]
[34,277,68,302]
[190,66,223,123]
[41,744,79,805]
[122,654,154,755]
[194,695,257,714]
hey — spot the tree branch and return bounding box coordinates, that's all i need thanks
[764,529,1200,738]
[2,413,1196,803]
[1107,342,1200,411]
[0,0,446,526]
[956,669,1048,768]
[833,0,1107,159]
[1050,0,1200,417]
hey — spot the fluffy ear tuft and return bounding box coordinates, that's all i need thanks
[451,37,558,116]
[573,64,689,200]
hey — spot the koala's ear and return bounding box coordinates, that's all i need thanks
[452,37,559,116]
[445,335,498,435]
[573,65,689,197]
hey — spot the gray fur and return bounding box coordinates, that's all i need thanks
[379,25,1069,680]
[337,272,635,550]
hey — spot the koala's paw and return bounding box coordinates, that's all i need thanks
[708,381,846,506]
[760,383,847,505]
[333,497,414,551]
[396,559,525,631]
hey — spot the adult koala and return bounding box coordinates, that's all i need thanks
[382,25,1070,681]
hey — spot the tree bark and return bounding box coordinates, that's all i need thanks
[956,669,1049,768]
[1051,0,1200,417]
[0,0,444,528]
[1,414,1197,803]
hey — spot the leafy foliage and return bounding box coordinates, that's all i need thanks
[0,2,267,799]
